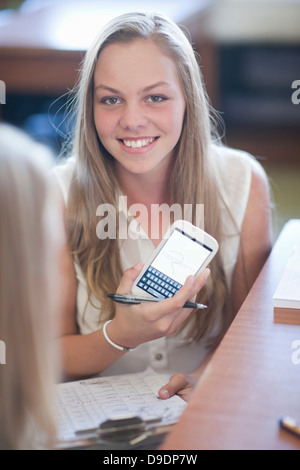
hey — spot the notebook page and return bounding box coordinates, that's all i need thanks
[273,244,300,308]
[53,368,186,441]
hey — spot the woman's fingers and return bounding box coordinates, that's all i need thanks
[190,268,210,299]
[151,268,211,331]
[160,268,210,312]
[114,265,211,343]
[158,373,195,401]
[143,269,209,336]
[116,262,144,294]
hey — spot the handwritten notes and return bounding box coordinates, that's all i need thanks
[54,368,186,441]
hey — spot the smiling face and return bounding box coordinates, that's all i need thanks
[93,39,186,180]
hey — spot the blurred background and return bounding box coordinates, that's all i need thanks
[0,0,299,239]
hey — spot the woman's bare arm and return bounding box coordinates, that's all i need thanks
[231,159,273,314]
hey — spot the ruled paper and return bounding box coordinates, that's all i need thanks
[53,368,186,441]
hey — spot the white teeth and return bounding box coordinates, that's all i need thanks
[122,137,155,148]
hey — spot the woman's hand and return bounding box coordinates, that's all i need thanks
[158,373,196,402]
[105,262,210,351]
[158,352,213,402]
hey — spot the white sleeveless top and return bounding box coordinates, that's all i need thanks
[52,145,256,376]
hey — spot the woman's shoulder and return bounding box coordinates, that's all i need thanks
[211,143,266,187]
[210,143,267,220]
[212,143,256,171]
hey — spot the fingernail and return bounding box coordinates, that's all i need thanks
[204,268,210,281]
[158,388,170,399]
[134,262,143,270]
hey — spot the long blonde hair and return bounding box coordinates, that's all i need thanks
[0,125,62,449]
[67,12,234,347]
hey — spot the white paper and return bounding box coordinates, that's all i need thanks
[273,245,300,308]
[53,368,186,441]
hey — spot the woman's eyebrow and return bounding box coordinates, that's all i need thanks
[94,81,171,94]
[94,85,120,93]
[142,81,171,93]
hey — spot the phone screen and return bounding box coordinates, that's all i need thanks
[136,228,213,299]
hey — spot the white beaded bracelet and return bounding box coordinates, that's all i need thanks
[102,320,135,352]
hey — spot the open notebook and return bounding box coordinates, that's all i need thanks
[53,367,186,445]
[273,244,300,324]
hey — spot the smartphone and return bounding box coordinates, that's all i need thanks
[132,220,219,299]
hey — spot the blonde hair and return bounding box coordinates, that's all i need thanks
[0,125,61,449]
[67,12,234,348]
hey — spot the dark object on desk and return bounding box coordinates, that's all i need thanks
[279,416,300,439]
[55,415,171,450]
[76,416,161,445]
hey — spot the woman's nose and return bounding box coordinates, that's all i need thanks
[119,102,148,131]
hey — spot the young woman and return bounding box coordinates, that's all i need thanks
[0,125,64,449]
[53,12,272,399]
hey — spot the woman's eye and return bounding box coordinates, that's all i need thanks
[101,97,121,105]
[147,95,166,103]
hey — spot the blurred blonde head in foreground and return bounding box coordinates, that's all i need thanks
[0,124,64,449]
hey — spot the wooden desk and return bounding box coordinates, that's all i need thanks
[162,219,300,450]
